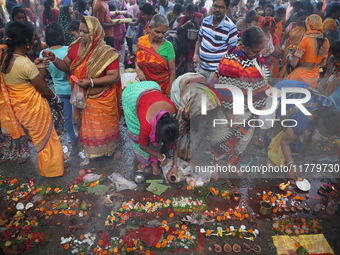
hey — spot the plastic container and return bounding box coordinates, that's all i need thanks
[187,29,198,40]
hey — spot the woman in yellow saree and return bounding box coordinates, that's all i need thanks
[279,10,307,78]
[0,21,64,177]
[43,16,121,160]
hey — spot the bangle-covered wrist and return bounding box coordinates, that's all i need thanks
[159,154,166,162]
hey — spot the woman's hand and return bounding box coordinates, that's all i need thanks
[34,57,49,69]
[42,50,57,62]
[77,79,91,89]
[166,166,179,183]
[136,68,146,81]
[159,157,168,167]
[184,20,193,28]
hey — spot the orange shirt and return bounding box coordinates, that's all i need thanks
[294,37,330,63]
[93,0,113,37]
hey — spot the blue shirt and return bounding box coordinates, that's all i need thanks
[159,1,174,15]
[198,14,237,71]
[39,46,72,95]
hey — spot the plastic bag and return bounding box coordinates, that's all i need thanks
[70,85,86,109]
[108,173,137,191]
[161,158,191,183]
[121,72,140,89]
[83,173,101,182]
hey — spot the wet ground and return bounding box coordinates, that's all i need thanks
[0,123,340,254]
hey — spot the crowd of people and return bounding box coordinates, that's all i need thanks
[0,0,340,182]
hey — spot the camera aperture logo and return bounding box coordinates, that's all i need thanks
[201,85,312,128]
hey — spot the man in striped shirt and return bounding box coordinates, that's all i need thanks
[193,0,238,82]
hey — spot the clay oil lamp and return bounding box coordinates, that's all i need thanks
[296,203,303,211]
[209,211,216,217]
[284,206,291,212]
[227,208,234,214]
[279,181,291,192]
[303,204,311,212]
[214,207,221,215]
[233,192,241,202]
[235,206,242,213]
[68,226,76,233]
[203,210,210,217]
[241,206,247,213]
[154,211,162,219]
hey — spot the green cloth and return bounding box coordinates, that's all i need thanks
[157,40,175,62]
[58,6,73,46]
[122,81,161,135]
[121,81,163,165]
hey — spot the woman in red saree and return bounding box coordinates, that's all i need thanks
[136,14,176,95]
[44,16,121,160]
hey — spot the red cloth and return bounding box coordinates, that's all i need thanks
[42,9,59,26]
[125,227,164,246]
[137,91,177,146]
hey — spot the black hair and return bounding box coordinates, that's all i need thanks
[186,3,195,12]
[3,21,34,72]
[316,1,323,10]
[292,1,303,9]
[241,26,266,48]
[44,0,55,21]
[67,20,80,32]
[22,0,31,8]
[324,3,340,19]
[301,107,340,154]
[246,9,256,20]
[156,112,179,144]
[213,0,231,8]
[276,7,286,15]
[11,6,27,21]
[174,3,183,15]
[108,2,116,11]
[139,3,156,15]
[258,0,266,8]
[77,0,88,13]
[297,10,308,18]
[199,0,205,8]
[176,0,184,5]
[264,4,274,16]
[45,22,65,47]
[247,0,254,4]
[330,40,340,54]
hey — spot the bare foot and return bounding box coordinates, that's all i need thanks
[138,163,146,171]
[113,149,122,160]
[151,162,161,175]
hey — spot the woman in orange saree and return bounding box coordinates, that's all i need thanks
[287,14,330,89]
[279,10,307,78]
[43,16,121,160]
[0,22,64,177]
[136,14,176,95]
